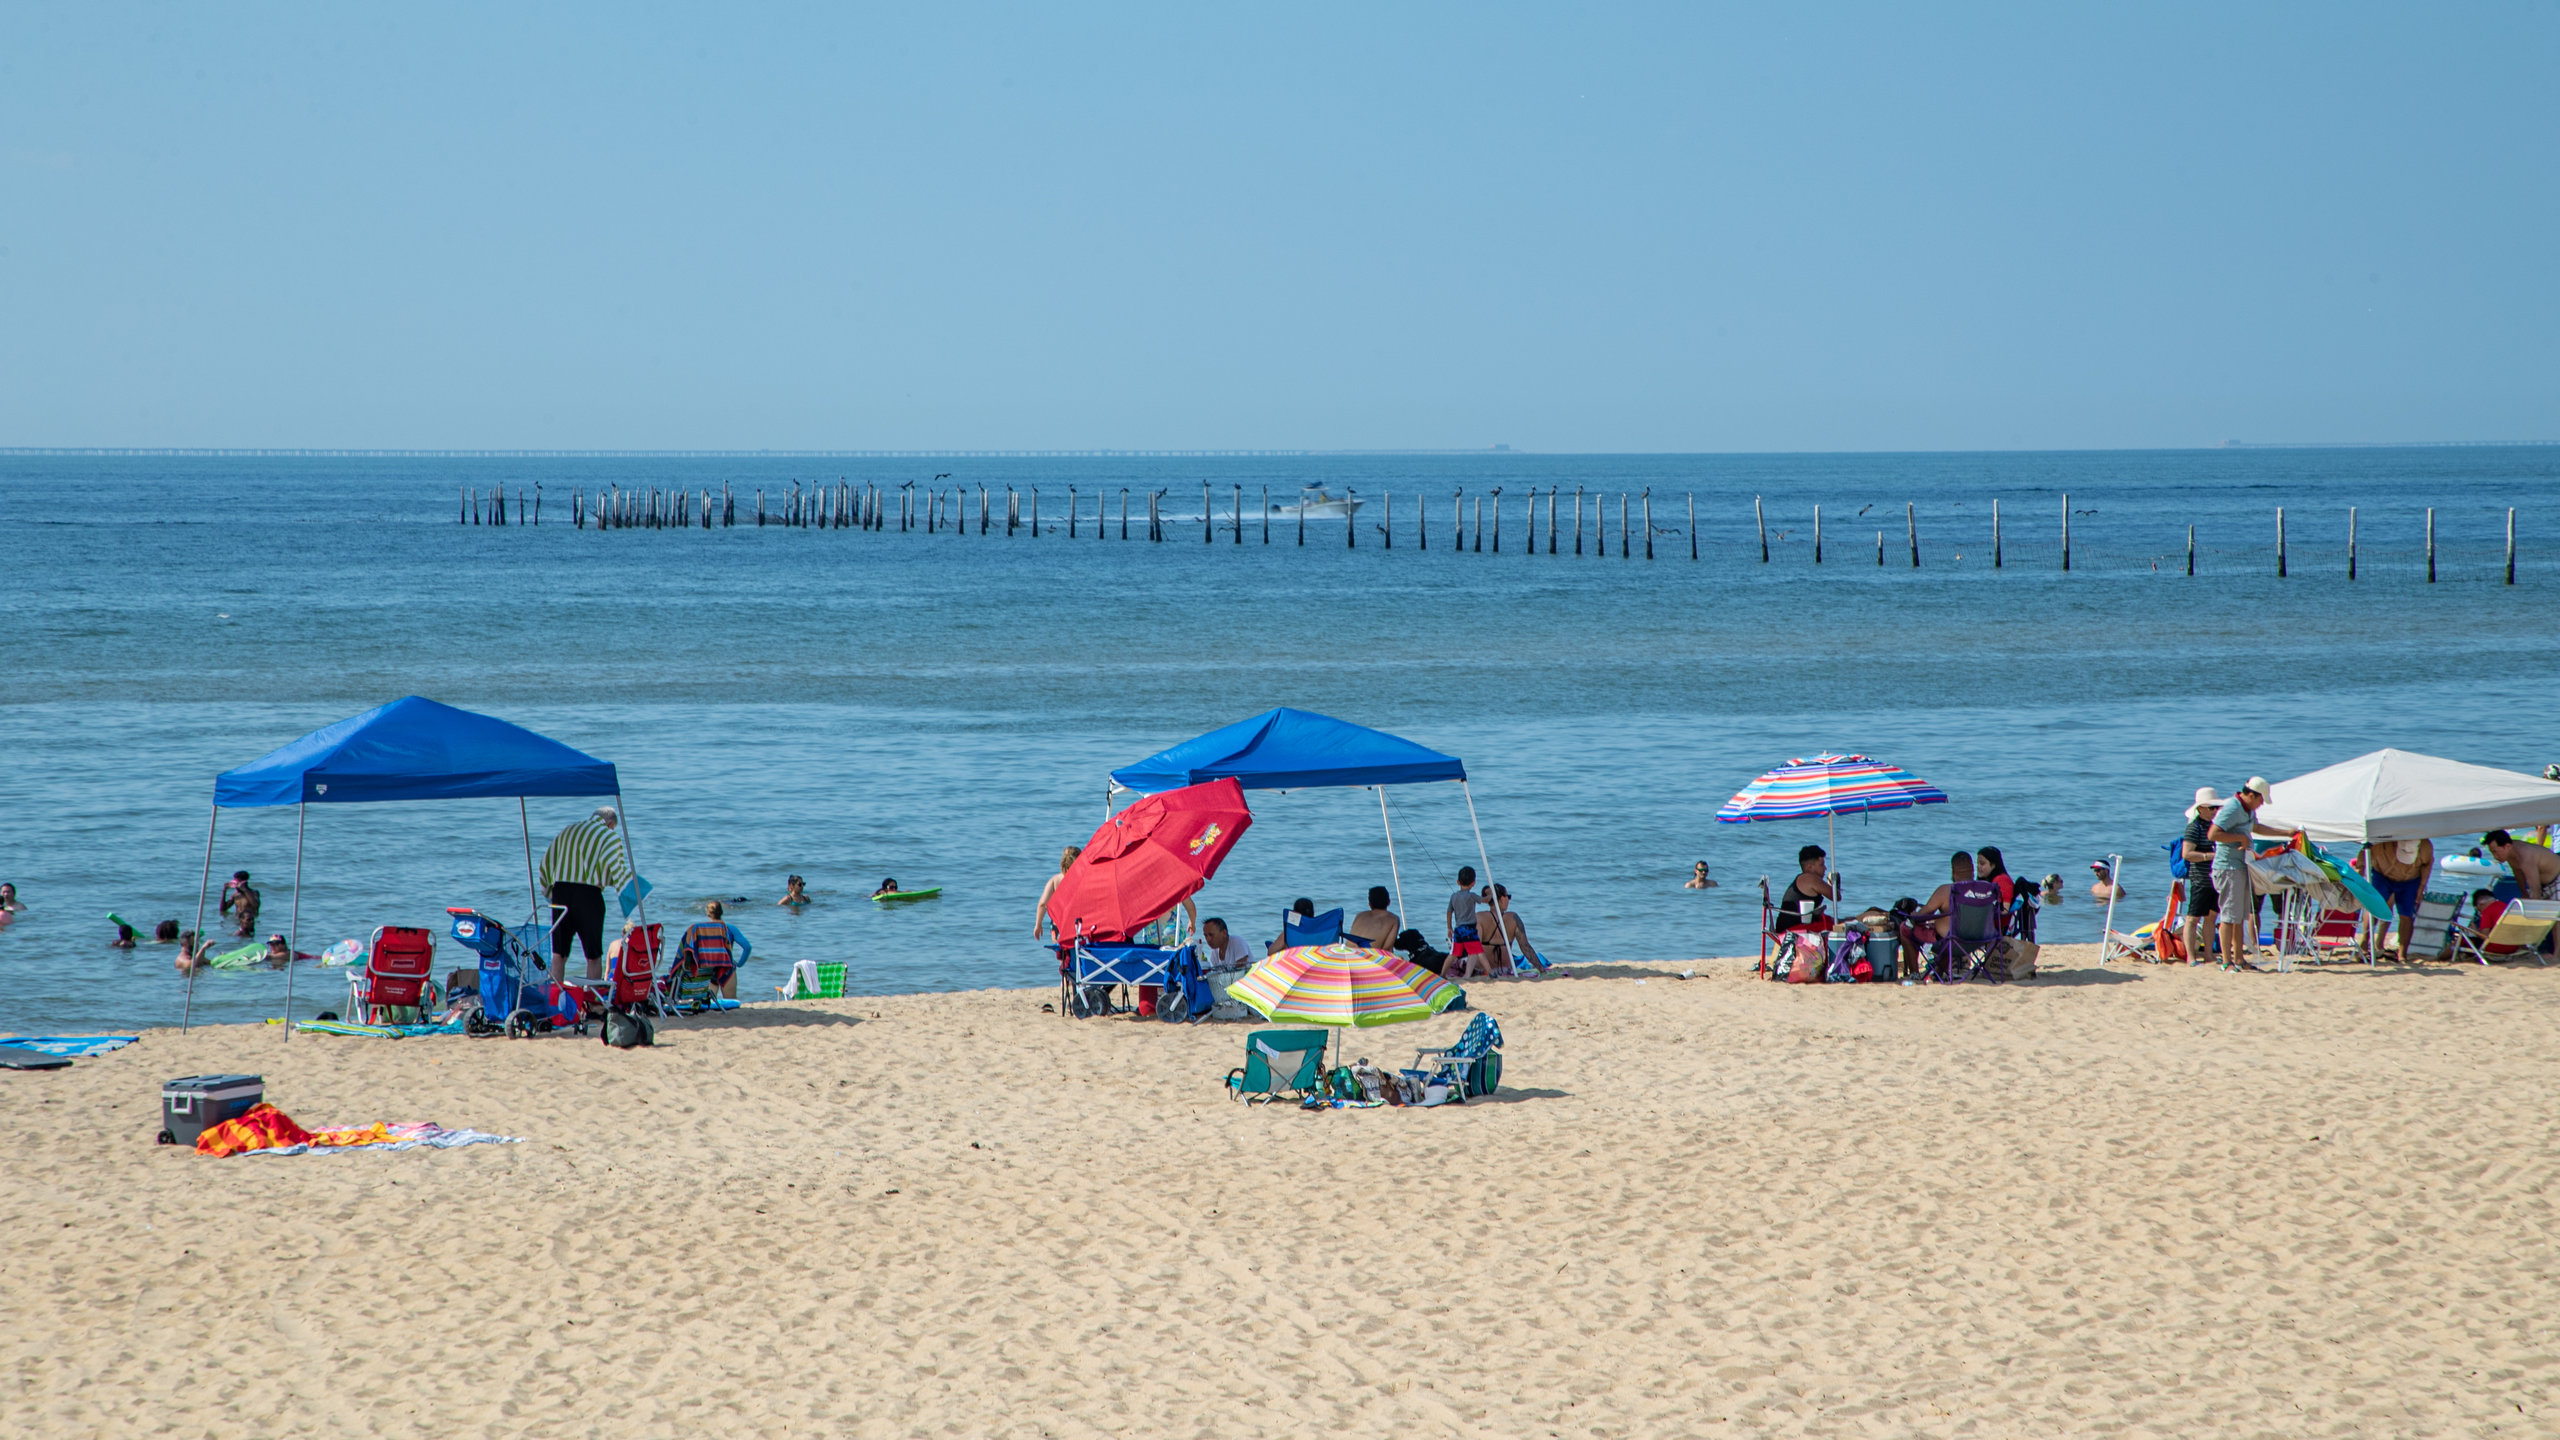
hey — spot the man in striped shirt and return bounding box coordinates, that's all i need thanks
[541,807,632,980]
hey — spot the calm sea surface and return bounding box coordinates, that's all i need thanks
[4,447,2556,1033]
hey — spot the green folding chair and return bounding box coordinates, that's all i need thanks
[1225,1029,1331,1104]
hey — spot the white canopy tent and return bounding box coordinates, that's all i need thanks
[2259,749,2560,845]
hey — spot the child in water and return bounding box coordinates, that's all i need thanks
[109,917,138,949]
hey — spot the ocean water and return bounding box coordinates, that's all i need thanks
[4,446,2556,1033]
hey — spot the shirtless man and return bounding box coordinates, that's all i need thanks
[1346,886,1399,950]
[1901,852,1978,973]
[2485,830,2560,902]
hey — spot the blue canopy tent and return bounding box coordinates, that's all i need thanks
[186,696,637,1033]
[1109,708,1492,935]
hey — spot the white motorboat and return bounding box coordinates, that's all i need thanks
[1264,485,1364,521]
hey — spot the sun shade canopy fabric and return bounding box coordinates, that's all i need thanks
[1110,707,1465,794]
[2258,749,2560,845]
[212,696,619,807]
[1715,753,1949,823]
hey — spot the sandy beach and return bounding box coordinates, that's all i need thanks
[6,945,2558,1438]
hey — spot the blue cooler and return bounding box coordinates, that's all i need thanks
[161,1074,263,1146]
[1865,932,1899,980]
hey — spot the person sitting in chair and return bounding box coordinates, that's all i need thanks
[1769,846,1836,934]
[1196,917,1254,973]
[1346,886,1399,950]
[1271,897,1318,956]
[676,900,752,998]
[1902,852,1999,975]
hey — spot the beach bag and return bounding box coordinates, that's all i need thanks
[1782,933,1824,983]
[1464,1051,1503,1098]
[603,1011,654,1049]
[2167,838,2190,881]
[1824,940,1858,984]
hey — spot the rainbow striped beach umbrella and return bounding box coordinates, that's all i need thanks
[1716,752,1948,910]
[1226,941,1460,1035]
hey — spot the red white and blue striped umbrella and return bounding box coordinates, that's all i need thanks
[1715,753,1949,823]
[1716,753,1947,916]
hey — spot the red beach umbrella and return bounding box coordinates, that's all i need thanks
[1047,778,1253,943]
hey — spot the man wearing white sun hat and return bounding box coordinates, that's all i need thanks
[2208,777,2293,970]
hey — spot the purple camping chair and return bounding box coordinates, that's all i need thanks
[1926,879,2006,982]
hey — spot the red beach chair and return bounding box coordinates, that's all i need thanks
[349,925,437,1024]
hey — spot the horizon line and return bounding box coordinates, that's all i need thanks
[4,440,2558,460]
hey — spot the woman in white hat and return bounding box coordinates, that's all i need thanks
[2180,788,2225,962]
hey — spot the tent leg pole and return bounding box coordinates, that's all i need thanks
[1378,787,1407,935]
[284,801,306,1034]
[617,790,652,997]
[1460,781,1502,965]
[520,798,542,927]
[184,802,219,1033]
[2099,853,2123,962]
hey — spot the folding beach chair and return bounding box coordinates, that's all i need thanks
[2407,890,2464,960]
[1935,880,2005,982]
[1411,1012,1503,1101]
[1283,908,1344,948]
[348,925,437,1025]
[1225,1029,1331,1103]
[661,922,733,1014]
[2452,899,2559,966]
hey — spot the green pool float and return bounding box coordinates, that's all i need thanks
[871,887,942,905]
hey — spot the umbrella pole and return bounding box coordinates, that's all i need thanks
[183,801,218,1034]
[283,800,305,1035]
[1377,787,1407,932]
[1460,780,1504,966]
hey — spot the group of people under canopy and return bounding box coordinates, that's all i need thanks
[1037,709,1537,1014]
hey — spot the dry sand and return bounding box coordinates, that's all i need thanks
[6,945,2558,1438]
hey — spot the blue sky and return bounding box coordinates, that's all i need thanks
[3,4,2553,451]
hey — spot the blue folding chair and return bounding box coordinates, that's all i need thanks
[1282,908,1344,948]
[1411,1012,1503,1101]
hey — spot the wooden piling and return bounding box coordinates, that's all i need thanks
[1069,486,1079,539]
[724,485,734,527]
[1643,490,1652,560]
[1573,487,1583,555]
[459,486,468,524]
[1689,493,1697,561]
[1418,489,1427,550]
[1525,486,1537,553]
[1490,488,1501,554]
[1620,494,1629,558]
[2348,506,2356,580]
[1473,495,1483,553]
[573,488,584,529]
[1548,489,1558,554]
[1201,482,1210,544]
[1755,495,1767,562]
[2506,507,2516,585]
[1907,502,1918,568]
[1233,484,1242,544]
[1991,499,2000,568]
[1453,491,1463,552]
[2426,507,2436,582]
[1298,494,1306,547]
[473,488,482,525]
[1121,488,1130,540]
[2061,493,2071,572]
[2277,506,2287,578]
[1347,490,1356,549]
[1261,487,1270,544]
[1030,488,1039,536]
[1876,529,1884,566]
[1813,504,1822,564]
[758,490,767,527]
[2186,524,2194,576]
[1383,491,1392,549]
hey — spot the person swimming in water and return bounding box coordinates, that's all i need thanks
[176,930,208,973]
[0,882,24,914]
[871,877,901,899]
[109,918,138,949]
[1684,860,1717,890]
[153,919,181,943]
[778,874,813,908]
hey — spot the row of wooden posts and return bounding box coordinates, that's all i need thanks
[457,483,2522,581]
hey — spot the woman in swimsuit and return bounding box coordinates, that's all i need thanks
[779,875,813,907]
[1032,846,1082,939]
